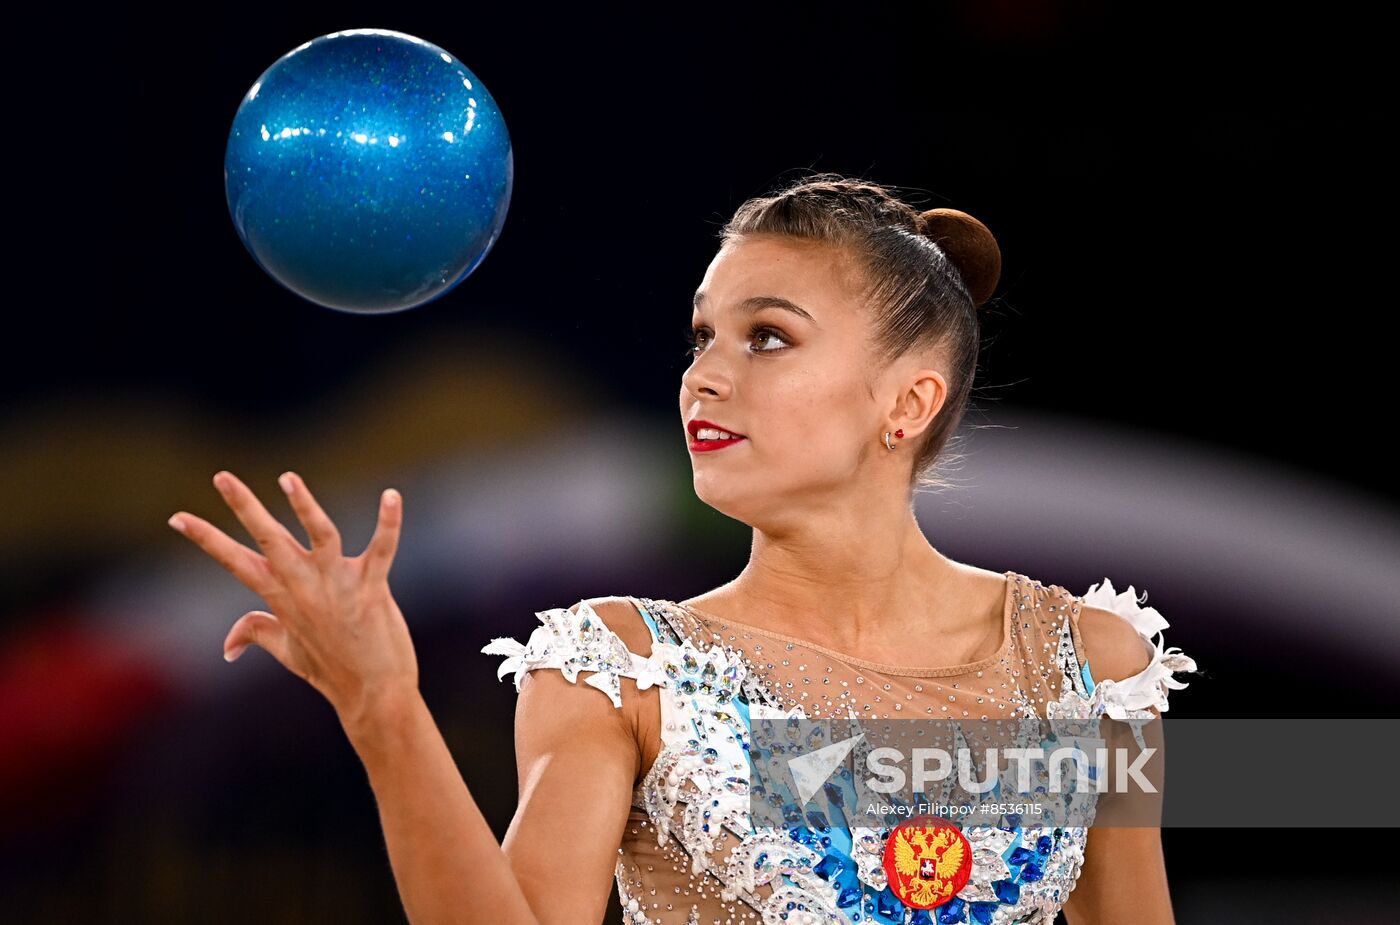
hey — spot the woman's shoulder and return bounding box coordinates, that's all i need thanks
[1049,573,1202,715]
[1073,592,1157,684]
[565,595,661,654]
[1011,570,1162,679]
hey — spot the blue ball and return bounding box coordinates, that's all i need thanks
[224,29,513,314]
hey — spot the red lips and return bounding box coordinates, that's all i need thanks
[687,418,745,439]
[687,418,747,452]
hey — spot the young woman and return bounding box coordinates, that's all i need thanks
[169,173,1197,925]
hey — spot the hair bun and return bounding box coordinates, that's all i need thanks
[917,208,1002,307]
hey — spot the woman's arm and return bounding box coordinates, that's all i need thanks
[1063,825,1172,925]
[1060,603,1176,925]
[170,472,639,925]
[343,662,640,925]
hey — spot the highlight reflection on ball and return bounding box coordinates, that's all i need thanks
[224,29,513,314]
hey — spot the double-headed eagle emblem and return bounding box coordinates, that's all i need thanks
[884,820,972,908]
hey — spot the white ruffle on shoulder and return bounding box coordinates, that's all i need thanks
[1081,577,1199,720]
[480,600,669,708]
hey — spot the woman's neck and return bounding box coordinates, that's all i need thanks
[685,520,1006,656]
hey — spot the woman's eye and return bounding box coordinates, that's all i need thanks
[682,328,707,357]
[751,328,790,352]
[684,325,790,357]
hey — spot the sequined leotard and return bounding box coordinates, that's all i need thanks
[482,571,1197,925]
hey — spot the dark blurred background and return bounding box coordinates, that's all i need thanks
[3,1,1395,922]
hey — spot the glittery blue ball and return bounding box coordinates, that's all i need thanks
[224,29,513,313]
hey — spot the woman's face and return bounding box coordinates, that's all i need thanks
[680,234,946,528]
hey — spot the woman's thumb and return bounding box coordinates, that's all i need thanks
[224,610,285,663]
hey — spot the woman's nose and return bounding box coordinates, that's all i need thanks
[682,350,731,397]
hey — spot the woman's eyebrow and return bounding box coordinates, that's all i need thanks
[692,291,817,325]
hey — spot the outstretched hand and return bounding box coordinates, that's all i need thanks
[168,470,419,728]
